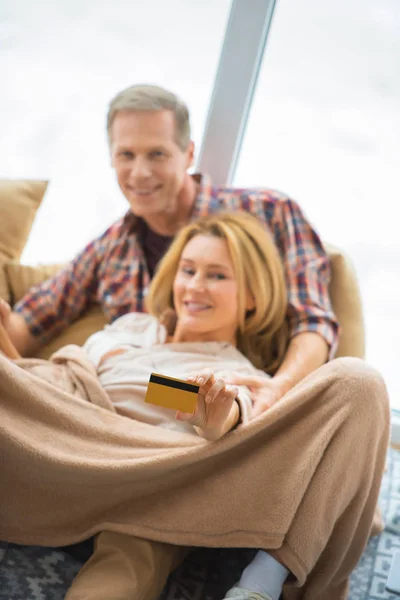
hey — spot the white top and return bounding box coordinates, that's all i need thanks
[83,313,267,434]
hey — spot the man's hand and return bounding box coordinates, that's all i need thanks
[176,372,240,441]
[227,374,290,419]
[0,298,21,359]
[230,333,330,419]
[0,298,11,328]
[0,298,41,357]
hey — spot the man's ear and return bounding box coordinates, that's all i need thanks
[186,140,195,169]
[110,146,116,168]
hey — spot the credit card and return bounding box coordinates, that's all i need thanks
[145,373,199,413]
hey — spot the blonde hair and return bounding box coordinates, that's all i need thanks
[107,84,191,150]
[147,212,288,374]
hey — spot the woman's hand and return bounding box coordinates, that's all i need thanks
[176,372,240,441]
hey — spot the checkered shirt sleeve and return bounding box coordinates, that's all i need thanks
[14,236,102,344]
[271,198,339,358]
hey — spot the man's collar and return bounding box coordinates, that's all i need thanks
[122,210,139,233]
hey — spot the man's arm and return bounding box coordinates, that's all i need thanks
[230,332,328,417]
[0,308,41,356]
[273,197,339,358]
[230,196,338,417]
[273,331,329,394]
[258,332,329,416]
[0,233,104,356]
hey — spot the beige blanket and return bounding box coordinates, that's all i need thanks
[0,346,389,599]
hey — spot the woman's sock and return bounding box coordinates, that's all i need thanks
[238,550,289,600]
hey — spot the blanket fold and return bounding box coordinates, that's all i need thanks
[0,347,389,600]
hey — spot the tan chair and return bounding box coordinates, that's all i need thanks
[0,243,364,361]
[0,179,365,359]
[325,242,365,359]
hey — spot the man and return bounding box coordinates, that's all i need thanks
[0,85,378,600]
[0,84,338,415]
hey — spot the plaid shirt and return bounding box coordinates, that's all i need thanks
[16,174,339,355]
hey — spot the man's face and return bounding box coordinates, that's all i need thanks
[110,110,194,220]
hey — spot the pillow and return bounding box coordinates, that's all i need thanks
[0,180,48,303]
[3,261,107,359]
[0,179,48,262]
[325,243,365,359]
[33,306,108,360]
[4,261,65,304]
[3,245,364,360]
[2,262,107,358]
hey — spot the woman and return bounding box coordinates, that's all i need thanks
[0,212,389,600]
[81,210,288,443]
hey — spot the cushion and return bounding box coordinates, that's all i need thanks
[2,244,365,361]
[325,243,365,359]
[34,306,108,360]
[0,179,48,262]
[24,244,365,360]
[2,261,107,359]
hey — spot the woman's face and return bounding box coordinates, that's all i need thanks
[172,234,246,344]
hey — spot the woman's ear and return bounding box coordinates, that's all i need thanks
[159,308,177,335]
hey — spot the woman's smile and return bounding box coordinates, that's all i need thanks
[183,301,213,313]
[172,234,240,344]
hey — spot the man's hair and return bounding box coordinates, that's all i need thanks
[107,84,191,150]
[146,212,289,375]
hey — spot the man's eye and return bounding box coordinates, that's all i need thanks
[151,151,165,159]
[121,151,133,159]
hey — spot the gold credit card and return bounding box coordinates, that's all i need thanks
[145,373,199,413]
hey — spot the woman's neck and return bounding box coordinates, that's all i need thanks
[169,324,237,346]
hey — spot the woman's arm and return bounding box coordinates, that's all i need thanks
[83,313,163,369]
[98,347,128,367]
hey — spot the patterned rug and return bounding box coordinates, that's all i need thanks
[1,448,399,600]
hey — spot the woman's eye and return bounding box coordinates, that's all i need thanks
[182,267,195,276]
[209,273,226,280]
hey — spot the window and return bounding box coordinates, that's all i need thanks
[1,0,231,261]
[234,0,400,407]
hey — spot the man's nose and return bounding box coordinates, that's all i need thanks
[130,157,151,180]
